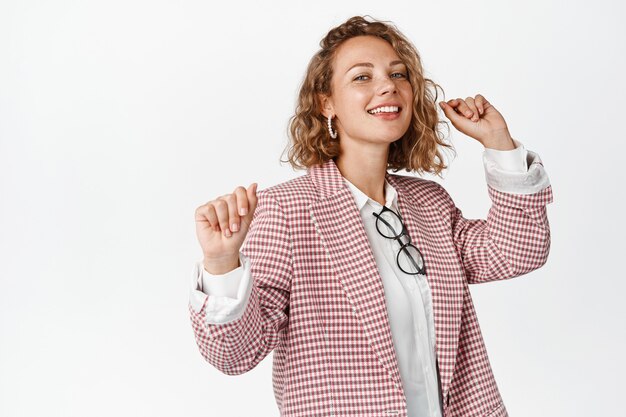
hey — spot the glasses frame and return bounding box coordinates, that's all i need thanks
[372,205,427,275]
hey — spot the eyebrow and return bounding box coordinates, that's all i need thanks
[345,60,405,74]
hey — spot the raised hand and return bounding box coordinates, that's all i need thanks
[194,183,258,274]
[439,94,516,150]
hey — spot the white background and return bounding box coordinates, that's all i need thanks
[1,1,624,416]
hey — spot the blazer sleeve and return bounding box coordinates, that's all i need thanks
[189,189,293,375]
[441,149,554,284]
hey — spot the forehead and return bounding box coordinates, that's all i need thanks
[333,36,402,71]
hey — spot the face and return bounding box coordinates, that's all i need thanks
[320,35,414,148]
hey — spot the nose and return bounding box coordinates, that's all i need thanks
[376,76,397,95]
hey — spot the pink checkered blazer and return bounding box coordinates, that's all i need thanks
[190,157,553,417]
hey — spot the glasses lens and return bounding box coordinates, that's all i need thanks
[398,245,424,274]
[376,209,403,238]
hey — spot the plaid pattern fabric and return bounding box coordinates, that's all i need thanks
[190,157,553,417]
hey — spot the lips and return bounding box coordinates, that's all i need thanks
[366,103,402,115]
[368,111,401,120]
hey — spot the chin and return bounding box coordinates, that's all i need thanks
[369,122,409,137]
[379,129,407,142]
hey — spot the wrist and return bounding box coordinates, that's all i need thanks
[203,254,240,275]
[482,128,515,150]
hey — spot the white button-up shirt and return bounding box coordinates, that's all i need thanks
[342,176,442,417]
[189,140,536,416]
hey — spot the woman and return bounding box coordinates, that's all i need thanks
[189,16,552,417]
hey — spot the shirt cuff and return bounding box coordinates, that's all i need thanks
[200,255,245,298]
[483,138,528,172]
[189,252,254,324]
[482,139,551,195]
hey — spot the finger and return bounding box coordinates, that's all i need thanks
[224,193,240,234]
[213,199,232,237]
[214,195,230,232]
[465,97,480,121]
[232,186,248,231]
[439,100,470,126]
[195,204,213,229]
[205,204,219,231]
[448,98,474,119]
[246,183,258,216]
[455,98,474,119]
[478,94,494,113]
[240,183,258,233]
[234,186,249,217]
[475,94,485,115]
[196,202,221,232]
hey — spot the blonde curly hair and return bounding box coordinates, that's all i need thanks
[281,15,453,175]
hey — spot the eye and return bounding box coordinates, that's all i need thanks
[354,74,370,81]
[391,72,407,79]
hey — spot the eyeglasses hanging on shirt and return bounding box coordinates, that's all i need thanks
[372,205,427,275]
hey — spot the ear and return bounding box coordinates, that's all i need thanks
[318,94,335,119]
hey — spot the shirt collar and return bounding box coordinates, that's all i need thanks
[343,176,398,212]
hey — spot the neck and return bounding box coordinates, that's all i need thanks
[335,142,389,206]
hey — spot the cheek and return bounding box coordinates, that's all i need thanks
[402,85,414,103]
[403,88,414,118]
[337,92,369,118]
[348,90,370,108]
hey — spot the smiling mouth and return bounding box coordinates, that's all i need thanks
[367,105,401,115]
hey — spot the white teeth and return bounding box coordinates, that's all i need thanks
[368,106,400,114]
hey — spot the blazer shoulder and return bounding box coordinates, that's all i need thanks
[256,174,316,210]
[389,173,455,209]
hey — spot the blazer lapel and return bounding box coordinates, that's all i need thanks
[385,173,464,402]
[307,159,404,392]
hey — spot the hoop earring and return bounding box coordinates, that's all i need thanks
[327,115,338,139]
